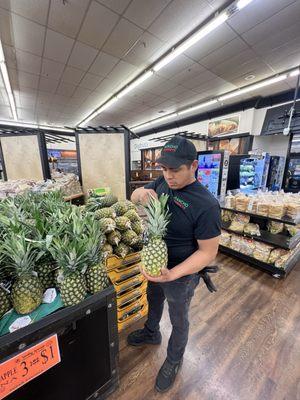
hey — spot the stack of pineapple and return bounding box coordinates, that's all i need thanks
[87,193,145,259]
[0,191,111,318]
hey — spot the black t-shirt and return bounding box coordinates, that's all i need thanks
[144,176,221,268]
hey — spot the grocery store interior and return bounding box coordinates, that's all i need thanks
[0,0,300,399]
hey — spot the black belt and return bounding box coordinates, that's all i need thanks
[198,265,219,293]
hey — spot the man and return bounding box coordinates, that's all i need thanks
[128,136,221,393]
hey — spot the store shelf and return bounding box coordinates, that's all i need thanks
[219,245,287,278]
[221,222,300,250]
[221,205,300,225]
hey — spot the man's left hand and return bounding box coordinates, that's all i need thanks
[140,267,175,282]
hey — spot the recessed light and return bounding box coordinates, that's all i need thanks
[245,74,256,81]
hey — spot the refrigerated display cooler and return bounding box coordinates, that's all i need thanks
[266,156,285,191]
[284,155,300,192]
[239,153,270,193]
[197,150,230,199]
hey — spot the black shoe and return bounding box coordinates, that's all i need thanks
[155,358,183,393]
[127,328,162,346]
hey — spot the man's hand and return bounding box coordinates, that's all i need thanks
[138,188,158,205]
[140,266,175,282]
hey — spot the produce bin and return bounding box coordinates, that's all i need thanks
[0,285,118,400]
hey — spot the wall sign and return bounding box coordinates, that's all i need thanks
[208,115,240,137]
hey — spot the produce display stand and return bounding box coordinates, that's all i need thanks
[220,205,300,278]
[0,285,119,400]
[63,192,85,205]
[105,252,148,332]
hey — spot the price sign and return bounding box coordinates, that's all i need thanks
[0,334,60,399]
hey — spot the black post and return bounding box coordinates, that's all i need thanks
[37,132,51,180]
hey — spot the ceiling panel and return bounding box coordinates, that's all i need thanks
[68,42,98,71]
[89,51,119,76]
[44,29,74,64]
[124,0,171,30]
[0,8,13,47]
[169,63,206,85]
[106,61,140,89]
[123,32,164,68]
[96,0,132,15]
[227,0,296,34]
[264,49,300,73]
[17,107,36,121]
[48,0,90,39]
[102,18,143,59]
[180,69,219,90]
[148,0,212,44]
[78,73,104,90]
[14,49,42,75]
[241,2,300,46]
[56,82,77,97]
[156,55,195,79]
[0,105,12,119]
[94,77,116,96]
[0,0,49,25]
[14,70,40,90]
[72,86,93,100]
[78,1,119,49]
[11,13,45,56]
[199,37,248,70]
[184,24,237,61]
[39,77,59,94]
[41,59,65,81]
[61,66,85,85]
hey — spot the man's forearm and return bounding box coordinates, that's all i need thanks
[131,187,143,204]
[170,249,218,280]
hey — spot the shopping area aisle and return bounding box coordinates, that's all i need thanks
[111,254,300,400]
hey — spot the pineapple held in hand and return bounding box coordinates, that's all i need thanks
[141,194,170,277]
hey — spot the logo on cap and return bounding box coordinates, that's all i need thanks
[163,144,178,153]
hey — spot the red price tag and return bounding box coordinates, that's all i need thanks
[0,334,60,399]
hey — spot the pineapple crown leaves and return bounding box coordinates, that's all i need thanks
[143,194,171,239]
[1,233,40,278]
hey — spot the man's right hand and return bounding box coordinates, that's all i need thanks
[138,188,158,205]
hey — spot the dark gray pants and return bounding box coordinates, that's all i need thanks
[144,273,200,364]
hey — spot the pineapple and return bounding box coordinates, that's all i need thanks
[86,262,110,294]
[112,201,129,216]
[95,207,116,220]
[131,220,144,235]
[124,209,140,222]
[103,242,113,258]
[107,230,122,246]
[0,286,11,318]
[99,218,116,233]
[114,242,130,258]
[122,229,139,246]
[36,263,57,291]
[50,235,89,307]
[115,216,131,231]
[2,234,43,315]
[141,194,170,277]
[84,223,110,294]
[86,194,118,212]
[124,200,137,211]
[131,236,144,252]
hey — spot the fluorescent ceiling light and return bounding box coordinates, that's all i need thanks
[133,122,152,131]
[79,97,118,126]
[178,99,218,116]
[218,74,287,101]
[153,13,228,72]
[290,69,300,77]
[236,0,254,10]
[0,39,17,121]
[153,113,178,124]
[0,120,74,132]
[117,71,153,99]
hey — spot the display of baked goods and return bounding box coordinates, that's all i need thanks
[224,191,300,221]
[228,213,250,232]
[221,209,235,223]
[220,230,231,246]
[285,224,300,237]
[253,242,274,263]
[239,237,255,256]
[267,221,284,234]
[244,223,261,236]
[268,248,289,264]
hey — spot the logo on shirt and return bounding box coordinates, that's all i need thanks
[163,144,178,153]
[173,196,189,209]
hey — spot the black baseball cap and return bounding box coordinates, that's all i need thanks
[156,136,197,168]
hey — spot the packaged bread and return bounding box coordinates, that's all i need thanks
[285,203,300,219]
[230,234,242,252]
[220,230,231,247]
[268,203,284,219]
[275,253,290,269]
[269,248,289,264]
[244,223,261,236]
[267,221,284,234]
[235,196,250,212]
[285,224,300,237]
[253,242,274,263]
[256,202,269,216]
[229,213,250,232]
[239,237,255,256]
[221,210,234,223]
[225,194,235,209]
